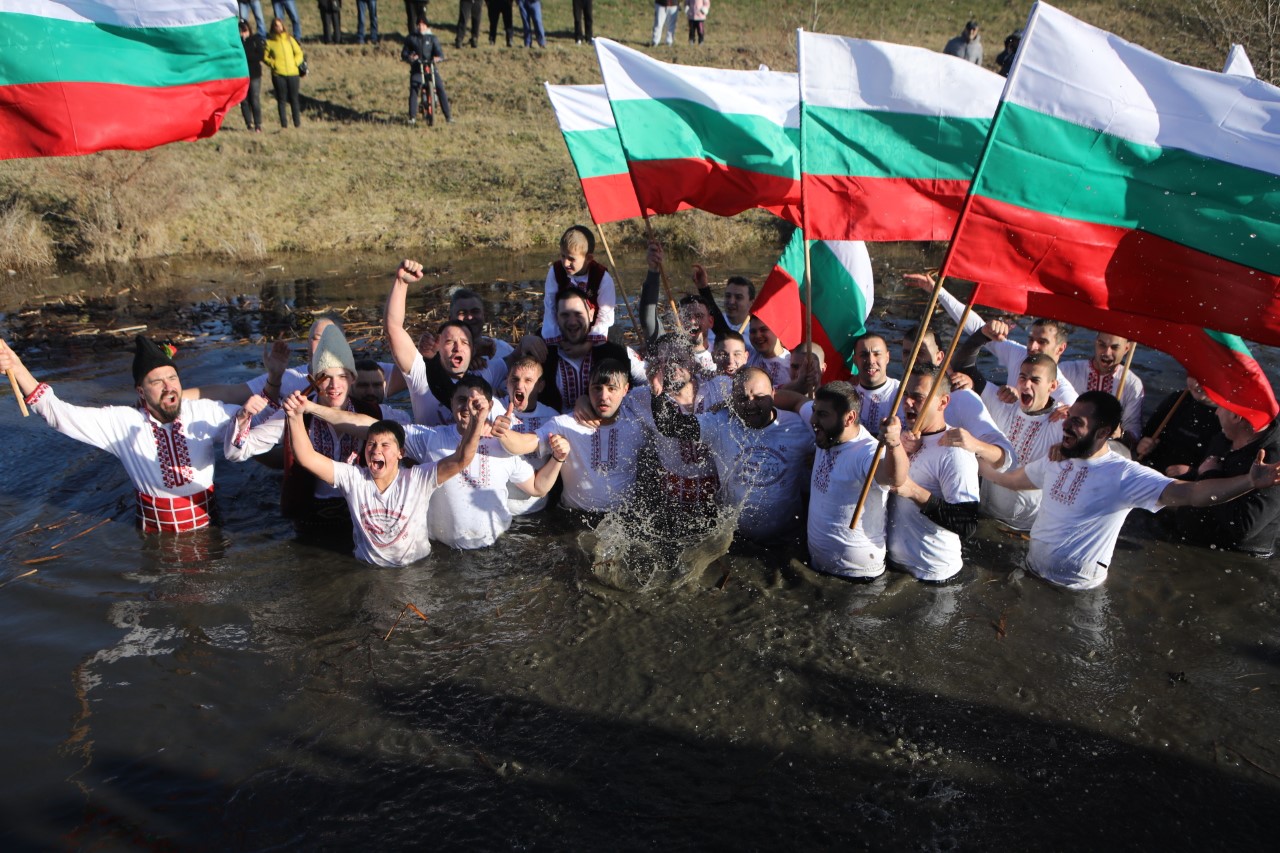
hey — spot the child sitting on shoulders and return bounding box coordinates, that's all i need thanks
[540,224,616,344]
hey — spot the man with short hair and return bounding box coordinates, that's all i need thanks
[980,391,1280,589]
[503,355,560,515]
[879,367,981,582]
[1058,333,1144,447]
[807,381,891,579]
[722,275,755,339]
[943,20,983,65]
[676,293,717,373]
[449,286,510,389]
[851,332,898,436]
[352,359,409,421]
[0,336,240,534]
[712,330,750,377]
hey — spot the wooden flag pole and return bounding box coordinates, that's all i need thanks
[913,283,984,433]
[1114,342,1138,401]
[595,224,643,350]
[642,216,685,334]
[848,272,948,531]
[1137,389,1187,461]
[6,369,29,417]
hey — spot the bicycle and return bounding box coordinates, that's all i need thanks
[415,59,438,126]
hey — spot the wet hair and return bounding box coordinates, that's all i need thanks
[725,275,756,300]
[649,332,700,379]
[733,365,773,391]
[450,287,484,308]
[714,330,746,348]
[815,381,861,419]
[1077,390,1123,435]
[508,354,544,375]
[589,358,630,387]
[678,293,712,311]
[560,225,595,256]
[367,420,406,451]
[909,364,951,396]
[1020,352,1058,380]
[354,358,383,374]
[453,373,494,402]
[1031,318,1072,344]
[965,20,980,30]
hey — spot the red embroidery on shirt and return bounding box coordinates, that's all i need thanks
[1087,365,1115,395]
[26,383,50,406]
[1008,415,1047,465]
[460,444,492,489]
[146,409,194,489]
[310,403,360,463]
[1048,461,1090,505]
[557,351,593,408]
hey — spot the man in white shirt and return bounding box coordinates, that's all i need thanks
[851,333,898,437]
[0,335,240,534]
[979,391,1280,589]
[503,355,562,516]
[448,286,511,391]
[807,381,891,580]
[1058,333,1144,448]
[280,392,482,567]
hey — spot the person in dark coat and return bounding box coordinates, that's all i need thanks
[239,19,266,132]
[402,17,453,123]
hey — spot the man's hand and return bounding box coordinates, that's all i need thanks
[982,318,1012,342]
[1165,463,1192,478]
[900,430,922,456]
[573,394,603,428]
[1048,443,1065,462]
[263,339,291,380]
[397,259,424,286]
[996,385,1018,405]
[947,370,973,393]
[548,434,570,463]
[237,393,272,425]
[881,415,903,448]
[941,426,979,454]
[490,413,516,438]
[1048,404,1070,423]
[902,272,936,293]
[692,263,708,289]
[417,330,438,359]
[517,334,548,364]
[281,390,307,418]
[1248,450,1280,490]
[649,369,665,398]
[477,337,497,359]
[1136,436,1157,460]
[647,240,664,272]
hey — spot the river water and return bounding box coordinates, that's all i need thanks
[2,248,1279,849]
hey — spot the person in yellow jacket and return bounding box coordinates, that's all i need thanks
[263,17,305,128]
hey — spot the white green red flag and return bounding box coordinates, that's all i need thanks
[594,37,802,224]
[0,0,247,160]
[751,229,873,382]
[544,83,648,224]
[798,30,1003,242]
[1223,44,1255,77]
[946,2,1280,348]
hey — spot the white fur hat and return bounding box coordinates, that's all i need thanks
[311,324,356,378]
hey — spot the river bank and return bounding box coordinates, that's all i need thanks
[0,0,1244,272]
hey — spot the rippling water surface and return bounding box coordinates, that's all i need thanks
[2,251,1279,849]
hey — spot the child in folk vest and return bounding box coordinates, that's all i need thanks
[539,224,616,344]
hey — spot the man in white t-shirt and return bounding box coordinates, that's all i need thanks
[879,367,981,582]
[807,381,891,580]
[712,330,751,378]
[651,366,813,541]
[979,390,1280,589]
[851,333,899,437]
[1058,333,1144,448]
[747,315,791,388]
[503,355,562,516]
[279,391,482,567]
[448,286,511,391]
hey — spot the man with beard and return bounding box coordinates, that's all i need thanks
[1058,333,1144,448]
[0,335,240,533]
[280,393,481,567]
[352,359,411,424]
[650,366,813,541]
[879,367,981,583]
[979,391,1280,589]
[807,381,892,580]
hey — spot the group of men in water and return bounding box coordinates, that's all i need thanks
[2,226,1279,589]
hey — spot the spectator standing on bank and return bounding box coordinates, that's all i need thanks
[943,20,983,65]
[404,1,428,33]
[263,17,305,129]
[239,19,266,132]
[356,0,379,43]
[572,0,593,44]
[517,0,544,48]
[651,0,679,46]
[319,0,343,43]
[403,17,454,124]
[486,0,513,46]
[996,29,1021,76]
[272,0,303,40]
[456,0,482,48]
[687,0,708,44]
[239,1,267,37]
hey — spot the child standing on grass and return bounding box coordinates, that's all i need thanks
[687,0,709,44]
[540,225,616,343]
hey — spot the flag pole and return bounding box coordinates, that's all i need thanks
[797,28,813,356]
[1115,342,1138,400]
[848,272,948,531]
[642,215,685,334]
[912,281,984,432]
[594,224,643,350]
[6,369,29,417]
[1137,389,1187,461]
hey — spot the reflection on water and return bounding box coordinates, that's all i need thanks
[1,255,1280,848]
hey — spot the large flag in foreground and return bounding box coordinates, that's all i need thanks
[751,229,873,382]
[545,84,647,224]
[946,2,1280,348]
[0,0,247,160]
[798,31,1003,242]
[594,38,802,224]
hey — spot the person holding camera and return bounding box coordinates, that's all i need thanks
[264,17,305,128]
[401,17,453,125]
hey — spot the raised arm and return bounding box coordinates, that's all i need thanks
[1159,451,1280,508]
[283,392,335,485]
[385,260,424,376]
[693,264,731,341]
[303,398,377,436]
[640,241,665,346]
[436,394,487,484]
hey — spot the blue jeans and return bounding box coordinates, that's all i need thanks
[517,0,543,47]
[272,0,302,40]
[239,0,267,37]
[356,0,379,42]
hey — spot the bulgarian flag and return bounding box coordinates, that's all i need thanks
[751,228,874,383]
[544,83,647,224]
[594,37,802,225]
[946,2,1280,348]
[798,30,1003,242]
[0,0,247,160]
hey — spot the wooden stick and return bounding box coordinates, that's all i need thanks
[1137,389,1188,461]
[384,602,410,641]
[50,517,110,550]
[849,272,948,531]
[595,225,643,351]
[6,369,29,417]
[915,284,984,432]
[1115,342,1139,401]
[0,569,38,590]
[642,216,685,334]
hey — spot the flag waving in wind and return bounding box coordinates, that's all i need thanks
[545,83,647,224]
[946,2,1280,348]
[594,37,802,224]
[798,31,1003,242]
[0,0,248,160]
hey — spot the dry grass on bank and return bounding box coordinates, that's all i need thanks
[0,0,1247,271]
